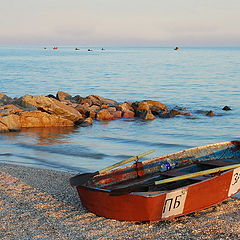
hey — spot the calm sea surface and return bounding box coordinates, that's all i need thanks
[0,46,239,174]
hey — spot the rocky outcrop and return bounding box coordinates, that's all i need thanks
[132,100,168,119]
[0,91,197,132]
[19,95,82,122]
[19,111,74,128]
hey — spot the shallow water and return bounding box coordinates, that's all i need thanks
[0,46,239,173]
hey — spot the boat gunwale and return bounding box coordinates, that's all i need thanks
[89,140,239,188]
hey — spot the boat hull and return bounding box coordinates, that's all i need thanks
[73,140,240,221]
[76,167,240,221]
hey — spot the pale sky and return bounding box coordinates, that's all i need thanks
[0,0,239,46]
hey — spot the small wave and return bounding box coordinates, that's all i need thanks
[16,143,107,159]
[92,136,190,148]
[0,153,13,156]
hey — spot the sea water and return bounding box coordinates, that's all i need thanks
[0,46,239,173]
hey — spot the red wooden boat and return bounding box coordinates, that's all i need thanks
[70,140,240,221]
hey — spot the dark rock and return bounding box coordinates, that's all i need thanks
[46,94,57,99]
[71,95,83,104]
[75,117,93,127]
[222,106,232,111]
[159,109,181,118]
[136,109,156,120]
[0,93,13,105]
[0,105,22,116]
[174,105,187,111]
[12,97,37,111]
[75,104,90,118]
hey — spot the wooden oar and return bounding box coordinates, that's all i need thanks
[70,149,155,187]
[154,163,240,185]
[110,163,240,196]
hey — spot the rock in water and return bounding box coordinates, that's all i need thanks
[222,106,232,111]
[19,95,83,122]
[206,111,216,116]
[0,114,21,132]
[19,111,74,127]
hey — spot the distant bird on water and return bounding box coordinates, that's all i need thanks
[174,47,180,50]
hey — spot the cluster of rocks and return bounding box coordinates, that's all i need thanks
[0,91,194,133]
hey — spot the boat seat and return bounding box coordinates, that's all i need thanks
[196,159,238,167]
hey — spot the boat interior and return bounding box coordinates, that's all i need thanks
[100,157,240,195]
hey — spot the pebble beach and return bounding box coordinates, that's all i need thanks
[0,163,239,240]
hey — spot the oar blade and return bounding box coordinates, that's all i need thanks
[70,172,98,187]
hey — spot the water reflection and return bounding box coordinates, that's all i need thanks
[2,127,77,145]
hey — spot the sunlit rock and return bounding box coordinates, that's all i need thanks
[19,95,82,122]
[56,91,72,102]
[96,109,114,120]
[86,95,118,106]
[122,111,135,119]
[117,102,134,112]
[0,114,21,132]
[0,104,22,116]
[206,111,216,117]
[19,111,74,127]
